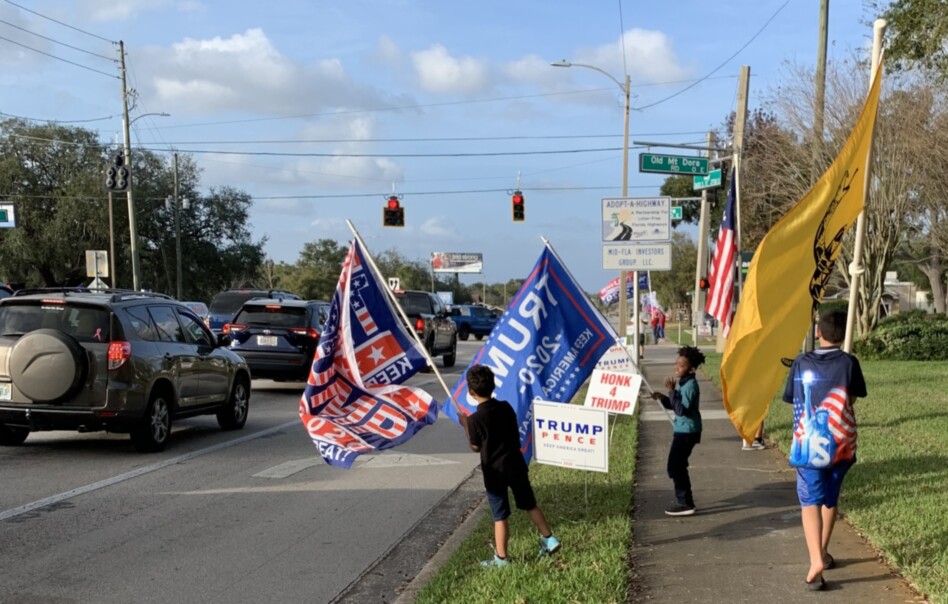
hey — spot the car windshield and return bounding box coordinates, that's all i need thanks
[209,291,267,314]
[395,293,431,315]
[0,302,111,342]
[233,305,308,328]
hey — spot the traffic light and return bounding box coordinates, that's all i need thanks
[511,190,525,222]
[105,153,129,191]
[699,276,710,290]
[383,196,404,227]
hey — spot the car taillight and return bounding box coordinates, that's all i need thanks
[290,327,321,338]
[107,341,132,370]
[415,318,424,332]
[223,323,246,334]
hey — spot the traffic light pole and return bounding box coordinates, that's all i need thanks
[693,131,714,343]
[119,41,142,291]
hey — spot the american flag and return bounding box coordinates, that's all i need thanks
[706,168,738,337]
[298,239,438,469]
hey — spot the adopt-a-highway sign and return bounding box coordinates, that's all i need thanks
[583,369,642,416]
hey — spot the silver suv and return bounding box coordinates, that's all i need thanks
[0,289,251,452]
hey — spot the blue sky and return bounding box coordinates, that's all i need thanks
[0,0,874,292]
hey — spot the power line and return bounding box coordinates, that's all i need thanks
[140,146,627,158]
[0,17,115,61]
[0,110,117,124]
[2,0,116,44]
[635,0,790,111]
[0,33,117,78]
[131,131,710,145]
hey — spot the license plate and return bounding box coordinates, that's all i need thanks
[257,335,278,346]
[0,382,11,401]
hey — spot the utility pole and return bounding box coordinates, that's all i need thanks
[118,40,142,291]
[806,0,830,352]
[693,131,715,344]
[716,65,750,353]
[107,191,116,286]
[173,152,182,300]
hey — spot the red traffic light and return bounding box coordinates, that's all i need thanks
[387,196,400,209]
[512,191,524,205]
[699,277,710,290]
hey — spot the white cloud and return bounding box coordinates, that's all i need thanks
[138,28,392,116]
[417,217,457,238]
[411,44,490,95]
[574,29,689,84]
[374,35,403,67]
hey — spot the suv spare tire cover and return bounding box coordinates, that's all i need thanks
[9,328,88,402]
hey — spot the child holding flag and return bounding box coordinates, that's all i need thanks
[457,364,560,568]
[651,345,705,516]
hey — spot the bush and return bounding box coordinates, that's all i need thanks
[855,311,948,360]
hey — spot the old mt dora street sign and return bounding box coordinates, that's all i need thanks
[639,153,708,175]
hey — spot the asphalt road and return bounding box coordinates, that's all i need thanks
[0,341,483,604]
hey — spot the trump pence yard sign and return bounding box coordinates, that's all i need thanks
[532,401,608,473]
[583,369,642,416]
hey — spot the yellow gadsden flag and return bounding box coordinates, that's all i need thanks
[721,59,884,443]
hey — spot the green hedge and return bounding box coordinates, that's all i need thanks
[855,310,948,360]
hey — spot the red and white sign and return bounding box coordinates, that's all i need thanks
[583,369,642,416]
[533,401,608,473]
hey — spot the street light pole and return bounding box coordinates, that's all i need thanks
[551,61,638,363]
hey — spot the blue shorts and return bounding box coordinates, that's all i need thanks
[485,480,537,521]
[796,460,853,507]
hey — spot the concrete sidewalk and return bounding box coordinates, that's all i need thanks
[632,342,926,603]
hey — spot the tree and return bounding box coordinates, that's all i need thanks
[649,231,698,309]
[872,0,948,79]
[288,239,348,300]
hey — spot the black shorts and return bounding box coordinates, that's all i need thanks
[484,473,537,521]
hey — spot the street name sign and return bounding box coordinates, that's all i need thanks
[601,197,671,242]
[693,168,722,190]
[639,153,708,175]
[602,242,672,271]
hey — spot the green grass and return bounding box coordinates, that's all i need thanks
[703,353,948,604]
[415,385,638,604]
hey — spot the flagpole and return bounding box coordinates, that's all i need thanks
[346,220,459,409]
[540,236,673,425]
[843,20,886,352]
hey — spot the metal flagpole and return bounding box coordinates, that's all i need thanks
[346,220,458,409]
[844,20,886,352]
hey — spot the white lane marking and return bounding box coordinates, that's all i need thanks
[356,452,458,468]
[639,409,731,422]
[0,420,299,522]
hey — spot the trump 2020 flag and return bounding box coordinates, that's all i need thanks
[705,168,737,337]
[445,244,617,462]
[598,272,649,306]
[299,239,438,468]
[721,56,883,444]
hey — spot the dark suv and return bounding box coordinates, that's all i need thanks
[206,289,301,335]
[0,289,251,452]
[223,298,330,381]
[393,290,457,368]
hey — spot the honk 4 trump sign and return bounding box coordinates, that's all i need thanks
[583,369,642,416]
[533,401,608,473]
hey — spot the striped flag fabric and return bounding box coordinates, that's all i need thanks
[298,239,438,469]
[705,168,738,337]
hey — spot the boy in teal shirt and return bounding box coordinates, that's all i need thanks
[651,345,705,516]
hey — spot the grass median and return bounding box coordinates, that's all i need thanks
[703,353,948,604]
[415,384,638,604]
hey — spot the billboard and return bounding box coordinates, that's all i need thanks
[431,252,483,274]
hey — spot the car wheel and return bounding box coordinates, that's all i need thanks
[217,375,250,431]
[9,329,88,403]
[0,424,29,446]
[442,336,457,368]
[458,325,470,341]
[131,392,172,452]
[475,334,484,341]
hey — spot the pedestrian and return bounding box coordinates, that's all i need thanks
[658,309,666,341]
[742,422,766,450]
[650,310,661,344]
[650,345,705,516]
[456,364,560,568]
[782,310,867,591]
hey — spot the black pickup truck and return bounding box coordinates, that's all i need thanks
[392,290,457,368]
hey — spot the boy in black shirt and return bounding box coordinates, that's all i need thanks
[457,364,560,568]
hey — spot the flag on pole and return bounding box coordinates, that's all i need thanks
[299,239,438,468]
[705,168,738,337]
[720,57,884,443]
[598,273,649,306]
[445,244,617,462]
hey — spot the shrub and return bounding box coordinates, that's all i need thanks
[855,311,948,360]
